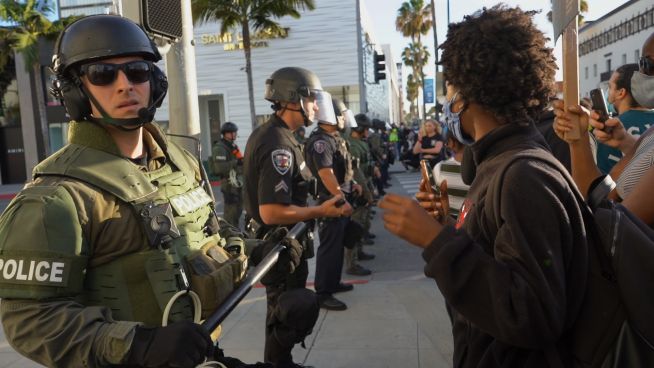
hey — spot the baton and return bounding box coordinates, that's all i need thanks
[201,221,308,333]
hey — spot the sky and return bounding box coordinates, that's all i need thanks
[364,0,631,102]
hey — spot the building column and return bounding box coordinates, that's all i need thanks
[15,52,40,179]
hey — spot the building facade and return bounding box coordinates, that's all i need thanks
[579,0,654,98]
[160,0,400,153]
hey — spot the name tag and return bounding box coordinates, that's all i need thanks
[170,187,213,215]
[0,257,69,286]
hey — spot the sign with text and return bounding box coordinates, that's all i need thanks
[423,78,434,104]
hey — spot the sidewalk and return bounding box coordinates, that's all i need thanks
[0,166,455,368]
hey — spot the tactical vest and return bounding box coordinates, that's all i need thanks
[33,143,246,327]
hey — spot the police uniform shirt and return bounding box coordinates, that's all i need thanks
[305,128,346,197]
[243,115,310,225]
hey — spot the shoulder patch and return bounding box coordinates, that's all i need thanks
[313,140,327,154]
[271,149,293,176]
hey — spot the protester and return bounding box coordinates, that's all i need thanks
[432,131,469,219]
[381,6,589,367]
[413,119,444,167]
[594,63,654,173]
[552,33,654,227]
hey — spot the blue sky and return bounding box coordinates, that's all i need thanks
[364,0,630,91]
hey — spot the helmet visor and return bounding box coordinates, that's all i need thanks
[343,109,357,128]
[312,90,337,126]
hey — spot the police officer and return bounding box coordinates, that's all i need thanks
[305,97,361,311]
[294,126,307,145]
[344,113,377,276]
[0,15,257,367]
[211,121,244,228]
[243,67,344,368]
[368,119,388,195]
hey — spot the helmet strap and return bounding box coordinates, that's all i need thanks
[81,77,155,130]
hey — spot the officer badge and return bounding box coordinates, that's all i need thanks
[271,149,293,175]
[313,140,327,154]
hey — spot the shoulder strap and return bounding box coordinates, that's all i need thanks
[33,144,157,203]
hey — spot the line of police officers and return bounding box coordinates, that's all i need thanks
[0,14,387,368]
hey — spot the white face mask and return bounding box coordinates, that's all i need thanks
[631,71,654,109]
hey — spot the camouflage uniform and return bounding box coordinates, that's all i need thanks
[0,121,247,367]
[211,138,244,227]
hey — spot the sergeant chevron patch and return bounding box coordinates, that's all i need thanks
[275,180,289,193]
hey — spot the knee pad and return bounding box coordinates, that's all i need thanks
[272,288,319,346]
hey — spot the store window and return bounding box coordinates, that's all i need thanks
[622,54,627,66]
[593,64,597,77]
[585,66,589,80]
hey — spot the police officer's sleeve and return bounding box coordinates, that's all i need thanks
[258,146,295,205]
[1,298,140,367]
[0,184,138,366]
[307,138,335,170]
[211,144,236,178]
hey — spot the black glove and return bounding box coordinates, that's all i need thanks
[126,321,213,368]
[251,235,303,286]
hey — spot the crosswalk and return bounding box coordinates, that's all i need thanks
[391,169,422,197]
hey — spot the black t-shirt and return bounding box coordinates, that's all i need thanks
[420,133,443,159]
[243,116,311,225]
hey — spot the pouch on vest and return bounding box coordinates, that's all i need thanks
[186,238,247,318]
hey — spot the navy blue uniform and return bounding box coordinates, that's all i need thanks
[304,127,349,297]
[243,115,317,367]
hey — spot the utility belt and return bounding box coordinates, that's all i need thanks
[247,218,315,260]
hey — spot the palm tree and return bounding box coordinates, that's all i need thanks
[402,41,429,119]
[0,0,78,156]
[192,0,315,129]
[405,73,419,118]
[396,0,432,118]
[395,0,432,45]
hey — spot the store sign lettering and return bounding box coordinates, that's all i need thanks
[199,27,290,51]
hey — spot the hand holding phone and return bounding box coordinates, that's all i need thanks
[589,88,613,133]
[419,160,439,195]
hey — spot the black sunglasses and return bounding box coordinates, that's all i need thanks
[639,56,654,75]
[80,60,152,86]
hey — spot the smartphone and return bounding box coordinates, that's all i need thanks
[589,88,613,133]
[419,159,440,195]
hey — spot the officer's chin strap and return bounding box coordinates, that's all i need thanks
[84,87,148,130]
[277,102,313,127]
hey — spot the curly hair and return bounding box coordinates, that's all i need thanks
[440,5,557,124]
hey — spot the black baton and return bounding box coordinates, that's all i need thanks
[202,221,308,334]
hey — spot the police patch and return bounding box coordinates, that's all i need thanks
[271,149,293,175]
[313,140,327,154]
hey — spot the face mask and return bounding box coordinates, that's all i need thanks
[443,92,475,145]
[631,71,654,109]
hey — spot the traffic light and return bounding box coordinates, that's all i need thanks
[123,0,183,40]
[142,0,183,39]
[374,52,386,83]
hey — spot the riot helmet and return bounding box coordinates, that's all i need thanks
[372,118,386,131]
[50,15,167,128]
[221,121,238,134]
[324,97,356,131]
[353,113,372,133]
[264,67,328,127]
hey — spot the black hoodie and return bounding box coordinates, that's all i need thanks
[422,122,589,367]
